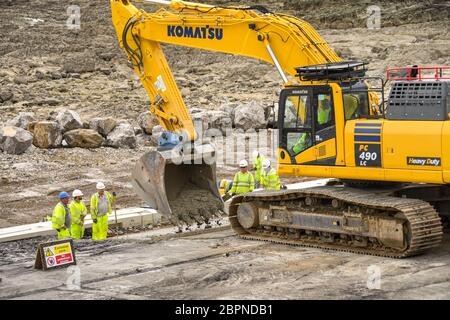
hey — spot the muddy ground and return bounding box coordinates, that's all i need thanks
[1,228,449,299]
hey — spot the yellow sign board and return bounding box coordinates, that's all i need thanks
[54,243,70,255]
[45,248,54,257]
[35,239,76,271]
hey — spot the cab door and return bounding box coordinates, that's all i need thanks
[312,86,337,165]
[278,86,337,165]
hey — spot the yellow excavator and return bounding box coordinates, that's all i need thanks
[111,0,449,257]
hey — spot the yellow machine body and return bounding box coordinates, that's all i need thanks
[277,83,450,185]
[111,0,447,257]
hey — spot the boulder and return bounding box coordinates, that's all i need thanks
[137,112,159,135]
[33,121,62,148]
[0,126,33,155]
[105,121,136,149]
[89,117,117,137]
[204,110,232,135]
[56,109,83,132]
[191,110,210,132]
[27,121,37,134]
[136,133,154,146]
[190,109,232,135]
[219,102,239,126]
[63,129,104,148]
[234,101,267,131]
[266,103,279,128]
[6,112,36,129]
[150,125,164,145]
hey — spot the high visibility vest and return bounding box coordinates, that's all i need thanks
[52,202,68,230]
[219,179,232,196]
[318,104,331,125]
[261,168,281,191]
[292,133,309,154]
[230,172,255,195]
[253,155,265,182]
[90,192,115,219]
[69,200,87,225]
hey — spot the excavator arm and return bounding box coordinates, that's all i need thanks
[111,0,341,142]
[110,0,347,222]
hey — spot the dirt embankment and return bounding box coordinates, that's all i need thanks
[205,0,450,28]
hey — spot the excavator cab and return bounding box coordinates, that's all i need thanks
[277,61,380,166]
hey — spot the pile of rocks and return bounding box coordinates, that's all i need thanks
[189,100,272,135]
[0,100,273,155]
[0,109,140,155]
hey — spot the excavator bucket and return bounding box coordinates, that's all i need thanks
[131,143,224,225]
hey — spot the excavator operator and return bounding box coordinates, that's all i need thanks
[317,94,332,125]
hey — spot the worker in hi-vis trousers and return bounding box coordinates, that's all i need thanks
[261,159,281,191]
[90,182,116,240]
[229,160,255,196]
[52,192,71,239]
[252,150,265,189]
[69,189,87,240]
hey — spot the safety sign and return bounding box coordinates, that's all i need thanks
[35,239,76,271]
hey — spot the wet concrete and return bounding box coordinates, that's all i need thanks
[169,184,224,226]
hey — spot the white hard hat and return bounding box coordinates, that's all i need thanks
[262,159,271,169]
[72,189,83,197]
[239,160,248,168]
[252,150,260,159]
[96,182,105,190]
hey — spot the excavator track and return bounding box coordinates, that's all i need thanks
[229,186,443,258]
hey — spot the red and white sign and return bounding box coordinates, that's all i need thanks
[55,253,73,265]
[43,242,75,268]
[46,257,55,266]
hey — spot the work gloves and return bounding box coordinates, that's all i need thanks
[93,219,98,224]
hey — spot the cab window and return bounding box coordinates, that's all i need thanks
[283,95,311,129]
[287,132,312,155]
[315,93,334,128]
[344,92,370,120]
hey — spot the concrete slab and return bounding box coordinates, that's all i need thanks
[0,208,161,243]
[286,178,331,189]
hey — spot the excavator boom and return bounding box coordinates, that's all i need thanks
[111,0,340,139]
[110,0,343,224]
